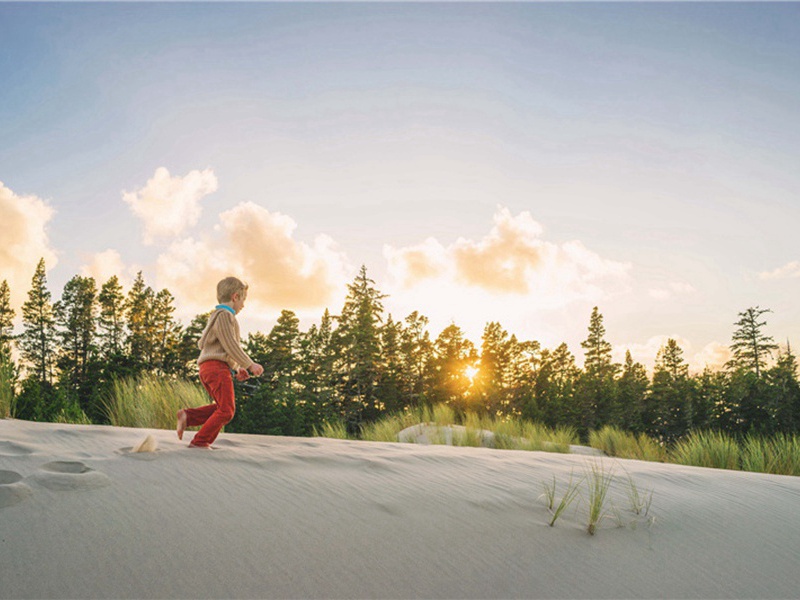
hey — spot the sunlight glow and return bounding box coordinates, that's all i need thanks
[465,366,479,382]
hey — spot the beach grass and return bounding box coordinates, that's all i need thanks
[741,433,800,476]
[542,471,582,527]
[313,420,350,439]
[585,461,615,535]
[671,430,741,471]
[589,426,667,462]
[104,373,208,430]
[0,361,13,419]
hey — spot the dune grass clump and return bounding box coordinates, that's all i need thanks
[585,461,615,535]
[542,471,582,527]
[104,373,208,430]
[313,420,350,440]
[671,430,740,471]
[741,433,800,476]
[361,410,421,442]
[589,426,667,462]
[0,361,13,419]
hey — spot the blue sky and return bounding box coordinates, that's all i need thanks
[1,2,799,371]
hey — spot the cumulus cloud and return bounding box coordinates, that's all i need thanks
[0,181,58,309]
[156,202,349,314]
[692,341,731,373]
[123,167,218,244]
[759,261,800,281]
[80,249,135,289]
[385,206,631,308]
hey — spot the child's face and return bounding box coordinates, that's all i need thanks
[231,291,246,314]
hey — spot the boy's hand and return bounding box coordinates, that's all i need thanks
[249,362,264,377]
[235,368,250,382]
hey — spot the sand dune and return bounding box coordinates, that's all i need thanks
[2,418,799,599]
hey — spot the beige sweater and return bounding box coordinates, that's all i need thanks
[197,309,254,371]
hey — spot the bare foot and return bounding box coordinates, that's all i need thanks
[176,409,187,440]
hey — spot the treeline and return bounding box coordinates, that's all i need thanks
[1,260,799,445]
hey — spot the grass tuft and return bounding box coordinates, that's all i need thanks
[585,461,615,535]
[671,431,740,471]
[104,373,208,430]
[542,471,583,527]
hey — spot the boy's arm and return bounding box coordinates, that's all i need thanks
[215,311,256,371]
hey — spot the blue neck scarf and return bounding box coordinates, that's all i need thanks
[215,304,236,316]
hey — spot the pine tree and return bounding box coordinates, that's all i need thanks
[151,288,182,375]
[430,323,477,411]
[765,344,800,434]
[54,275,98,394]
[399,311,434,409]
[729,306,778,378]
[98,276,127,355]
[581,307,614,376]
[617,350,648,433]
[0,280,15,362]
[19,259,58,386]
[647,339,694,444]
[0,280,16,418]
[535,343,579,429]
[475,322,511,415]
[126,272,156,368]
[577,307,619,434]
[333,266,387,427]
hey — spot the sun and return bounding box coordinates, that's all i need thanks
[464,366,479,383]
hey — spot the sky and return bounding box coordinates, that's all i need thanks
[1,1,799,373]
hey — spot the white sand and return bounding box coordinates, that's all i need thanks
[2,419,799,599]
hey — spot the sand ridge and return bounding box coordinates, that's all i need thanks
[1,418,800,599]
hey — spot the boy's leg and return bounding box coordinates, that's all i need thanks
[190,361,236,447]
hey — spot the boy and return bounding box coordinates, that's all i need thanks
[177,277,264,447]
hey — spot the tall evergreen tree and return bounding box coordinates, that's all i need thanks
[0,280,17,418]
[765,344,800,434]
[0,280,14,362]
[54,275,98,395]
[19,259,58,386]
[581,307,614,376]
[333,266,386,427]
[126,272,156,368]
[430,323,477,411]
[646,339,693,444]
[576,307,619,435]
[97,276,127,355]
[151,288,182,375]
[534,343,579,429]
[475,322,511,415]
[617,350,648,433]
[399,311,434,409]
[729,306,778,378]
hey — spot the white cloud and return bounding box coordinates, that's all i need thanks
[385,206,631,309]
[759,261,800,281]
[0,181,58,309]
[79,249,135,289]
[156,201,350,316]
[692,341,731,373]
[123,167,218,244]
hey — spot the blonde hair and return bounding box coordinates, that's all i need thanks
[217,277,248,303]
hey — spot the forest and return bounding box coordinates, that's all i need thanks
[1,258,799,446]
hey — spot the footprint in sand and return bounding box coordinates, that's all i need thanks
[31,461,111,491]
[0,441,36,457]
[0,470,34,508]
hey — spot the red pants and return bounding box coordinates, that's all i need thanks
[186,360,235,447]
